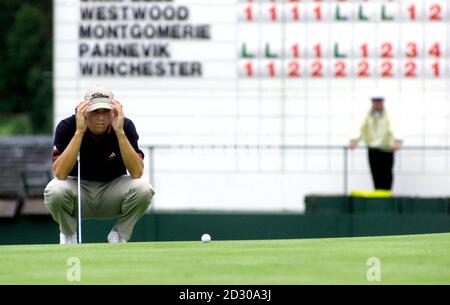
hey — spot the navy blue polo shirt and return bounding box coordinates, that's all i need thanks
[52,115,144,182]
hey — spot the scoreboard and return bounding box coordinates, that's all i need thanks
[55,0,450,145]
[55,0,450,211]
[237,0,449,79]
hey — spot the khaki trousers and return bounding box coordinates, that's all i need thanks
[44,175,154,241]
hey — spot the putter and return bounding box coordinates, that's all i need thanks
[77,152,82,244]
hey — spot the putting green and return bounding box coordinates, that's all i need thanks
[0,233,449,284]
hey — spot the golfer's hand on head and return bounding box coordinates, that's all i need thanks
[76,101,88,134]
[111,100,125,134]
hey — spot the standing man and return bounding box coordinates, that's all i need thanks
[44,84,154,244]
[349,95,403,191]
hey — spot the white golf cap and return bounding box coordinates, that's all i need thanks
[84,84,114,112]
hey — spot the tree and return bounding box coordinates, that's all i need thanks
[0,0,52,134]
[0,0,21,108]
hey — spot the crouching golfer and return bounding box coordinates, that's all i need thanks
[44,84,154,244]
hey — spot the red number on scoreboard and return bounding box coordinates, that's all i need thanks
[269,5,277,21]
[429,4,442,21]
[245,6,253,21]
[334,61,346,78]
[291,5,300,21]
[405,42,418,58]
[381,61,393,77]
[408,4,416,20]
[313,44,322,58]
[405,61,417,77]
[291,44,300,58]
[428,43,441,57]
[357,61,370,77]
[311,61,323,77]
[360,43,369,58]
[314,5,322,20]
[381,43,394,58]
[267,61,276,77]
[244,62,254,77]
[288,61,300,77]
[431,62,440,77]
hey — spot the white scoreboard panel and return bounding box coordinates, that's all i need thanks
[55,0,450,212]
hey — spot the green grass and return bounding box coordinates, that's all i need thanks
[0,233,449,284]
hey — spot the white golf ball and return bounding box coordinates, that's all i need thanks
[201,233,211,243]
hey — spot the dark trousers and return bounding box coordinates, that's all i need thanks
[368,148,394,190]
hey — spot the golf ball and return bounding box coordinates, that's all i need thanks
[201,233,211,243]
